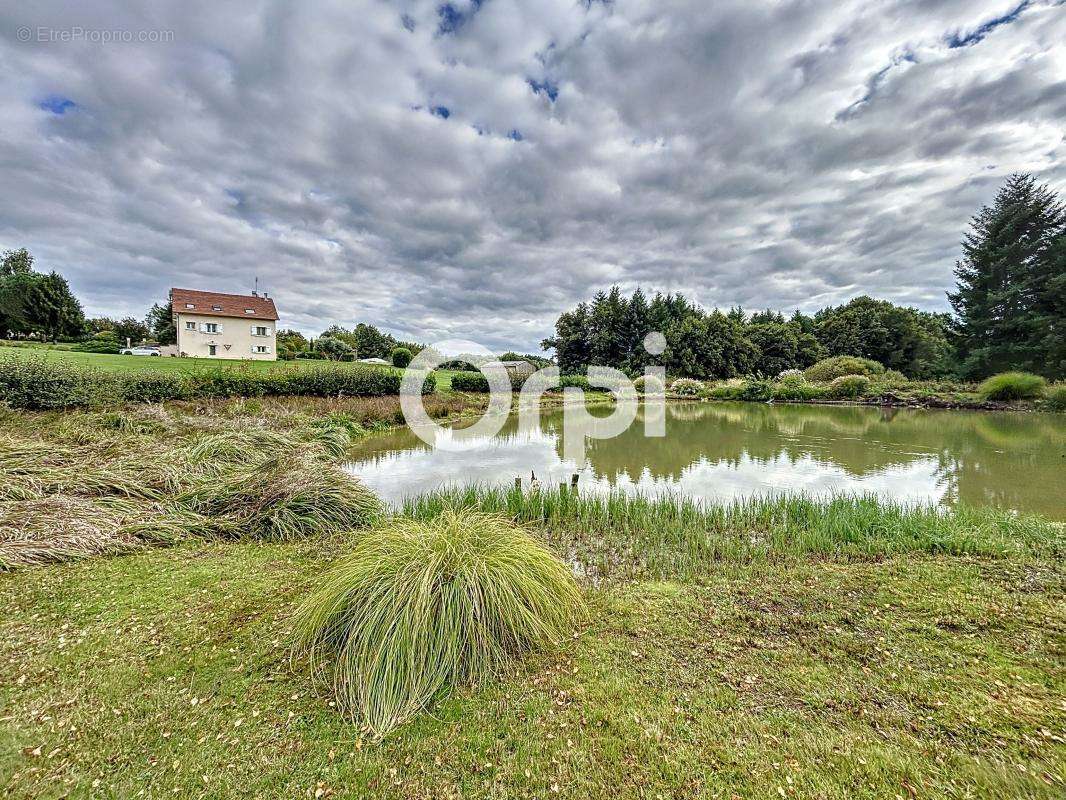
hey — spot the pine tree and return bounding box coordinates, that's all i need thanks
[949,174,1066,378]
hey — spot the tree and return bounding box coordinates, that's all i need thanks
[112,316,150,346]
[146,302,176,345]
[949,173,1066,378]
[24,271,84,340]
[315,336,354,360]
[277,329,309,353]
[0,249,84,340]
[747,321,800,376]
[1,248,33,276]
[391,346,413,368]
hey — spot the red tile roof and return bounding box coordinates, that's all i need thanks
[170,288,279,320]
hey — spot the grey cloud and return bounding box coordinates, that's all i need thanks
[0,0,1063,352]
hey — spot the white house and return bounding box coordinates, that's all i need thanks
[171,288,279,360]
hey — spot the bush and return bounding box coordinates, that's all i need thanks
[451,372,491,392]
[121,372,187,403]
[0,356,110,410]
[292,508,584,737]
[1045,384,1066,411]
[315,337,354,361]
[805,356,885,382]
[554,374,592,392]
[185,369,267,398]
[828,374,871,399]
[633,374,665,395]
[776,368,805,382]
[72,335,120,354]
[772,380,826,402]
[282,366,402,397]
[391,347,413,368]
[670,378,705,397]
[296,350,326,360]
[737,378,773,401]
[978,372,1047,401]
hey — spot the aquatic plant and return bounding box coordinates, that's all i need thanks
[404,486,1062,579]
[292,508,584,737]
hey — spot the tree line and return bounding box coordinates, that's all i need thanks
[542,174,1065,380]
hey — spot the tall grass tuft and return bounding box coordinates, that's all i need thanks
[977,371,1047,401]
[292,508,585,737]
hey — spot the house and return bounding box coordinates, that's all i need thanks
[171,288,279,360]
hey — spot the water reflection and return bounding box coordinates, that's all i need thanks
[345,402,1066,519]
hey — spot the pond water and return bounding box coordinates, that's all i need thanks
[344,401,1066,520]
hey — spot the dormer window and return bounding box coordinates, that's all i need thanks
[184,303,195,309]
[245,308,255,314]
[212,304,222,311]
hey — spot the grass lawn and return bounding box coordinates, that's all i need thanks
[2,543,1063,799]
[1,400,1063,798]
[0,344,463,390]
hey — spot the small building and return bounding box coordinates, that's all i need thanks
[489,359,536,377]
[171,288,279,360]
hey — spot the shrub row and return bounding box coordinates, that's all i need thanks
[0,356,435,410]
[450,372,602,393]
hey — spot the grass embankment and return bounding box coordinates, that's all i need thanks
[2,401,1064,798]
[0,343,465,391]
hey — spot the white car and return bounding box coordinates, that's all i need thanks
[119,346,161,356]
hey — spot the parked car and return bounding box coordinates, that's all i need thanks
[119,346,162,356]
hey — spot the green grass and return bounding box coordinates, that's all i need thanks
[2,542,1063,798]
[0,343,464,389]
[404,486,1063,579]
[2,400,1065,797]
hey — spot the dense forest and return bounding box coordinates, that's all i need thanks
[542,174,1066,380]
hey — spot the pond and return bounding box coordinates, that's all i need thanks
[344,401,1066,520]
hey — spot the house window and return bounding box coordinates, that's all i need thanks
[212,304,222,311]
[185,321,195,330]
[254,345,268,354]
[208,345,217,356]
[254,326,268,336]
[184,303,195,309]
[204,322,219,333]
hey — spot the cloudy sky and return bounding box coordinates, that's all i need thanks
[2,1,1064,351]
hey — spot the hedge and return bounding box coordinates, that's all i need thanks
[0,356,434,410]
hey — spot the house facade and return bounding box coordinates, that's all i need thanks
[171,288,279,360]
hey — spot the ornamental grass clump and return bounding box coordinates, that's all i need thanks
[978,371,1046,401]
[292,508,585,738]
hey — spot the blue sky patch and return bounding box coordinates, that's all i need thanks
[438,0,484,35]
[39,95,77,115]
[946,1,1029,48]
[528,78,559,102]
[508,129,523,141]
[430,105,451,119]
